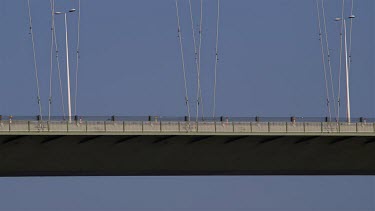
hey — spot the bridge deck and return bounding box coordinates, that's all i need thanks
[0,120,374,136]
[0,120,375,176]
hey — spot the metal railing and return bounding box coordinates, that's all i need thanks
[0,115,373,123]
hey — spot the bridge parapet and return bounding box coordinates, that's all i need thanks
[0,120,374,135]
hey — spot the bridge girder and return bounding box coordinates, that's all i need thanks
[0,134,374,176]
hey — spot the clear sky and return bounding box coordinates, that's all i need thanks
[0,0,375,210]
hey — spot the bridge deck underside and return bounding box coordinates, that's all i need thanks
[0,135,374,176]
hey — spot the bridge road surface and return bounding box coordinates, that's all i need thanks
[0,120,375,176]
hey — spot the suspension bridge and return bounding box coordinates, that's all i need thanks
[1,0,372,176]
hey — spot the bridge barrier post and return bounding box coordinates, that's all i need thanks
[268,122,270,132]
[160,120,162,132]
[355,123,358,133]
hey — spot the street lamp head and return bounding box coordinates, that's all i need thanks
[348,15,355,19]
[55,9,76,15]
[334,17,342,21]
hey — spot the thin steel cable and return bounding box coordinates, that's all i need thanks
[27,0,43,120]
[348,0,354,69]
[337,0,345,122]
[316,0,332,120]
[189,0,201,122]
[213,0,220,119]
[197,0,205,120]
[321,0,336,121]
[175,0,191,121]
[74,0,81,116]
[52,8,67,119]
[49,0,55,121]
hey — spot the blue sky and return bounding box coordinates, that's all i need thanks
[0,0,374,118]
[0,176,373,210]
[0,0,375,210]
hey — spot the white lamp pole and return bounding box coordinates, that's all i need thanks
[335,15,355,123]
[55,9,76,122]
[344,19,351,123]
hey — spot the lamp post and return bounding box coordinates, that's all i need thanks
[55,9,76,122]
[335,15,355,123]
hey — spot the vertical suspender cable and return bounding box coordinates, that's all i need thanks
[175,0,191,121]
[197,0,205,120]
[213,0,220,119]
[49,0,55,121]
[316,0,332,120]
[337,0,345,122]
[27,0,43,120]
[74,0,81,116]
[189,0,201,122]
[321,0,337,121]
